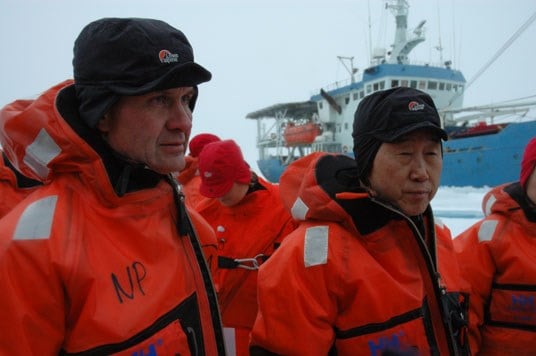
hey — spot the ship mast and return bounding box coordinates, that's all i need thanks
[386,0,425,64]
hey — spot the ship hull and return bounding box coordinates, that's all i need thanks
[258,120,536,188]
[440,120,535,187]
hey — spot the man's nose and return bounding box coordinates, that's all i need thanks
[409,155,429,181]
[168,103,192,131]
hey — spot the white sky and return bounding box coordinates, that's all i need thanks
[1,0,536,167]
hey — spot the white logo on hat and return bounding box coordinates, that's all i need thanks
[204,171,213,178]
[408,101,425,111]
[158,49,179,64]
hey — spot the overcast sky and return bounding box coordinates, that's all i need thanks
[1,0,535,167]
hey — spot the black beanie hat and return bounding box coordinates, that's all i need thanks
[352,87,447,181]
[73,17,212,128]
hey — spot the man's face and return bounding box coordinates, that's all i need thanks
[368,129,443,216]
[97,87,195,174]
[217,182,249,207]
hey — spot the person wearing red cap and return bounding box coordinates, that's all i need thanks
[195,139,297,356]
[177,132,221,208]
[521,137,536,201]
[454,137,536,355]
[0,18,225,355]
[250,88,470,355]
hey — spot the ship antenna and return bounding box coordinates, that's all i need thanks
[337,56,357,83]
[367,0,373,65]
[435,1,444,64]
[450,0,457,69]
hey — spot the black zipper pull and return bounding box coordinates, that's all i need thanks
[166,174,189,236]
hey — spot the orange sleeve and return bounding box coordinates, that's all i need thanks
[189,209,218,276]
[0,231,66,354]
[250,228,339,355]
[453,222,496,354]
[0,160,32,218]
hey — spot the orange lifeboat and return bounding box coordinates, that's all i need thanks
[283,122,321,146]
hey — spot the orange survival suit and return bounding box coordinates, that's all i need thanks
[454,182,536,355]
[178,154,206,208]
[250,153,470,355]
[0,150,42,218]
[0,80,225,355]
[195,174,296,356]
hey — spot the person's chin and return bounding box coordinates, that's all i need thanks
[151,158,185,175]
[173,157,186,173]
[401,202,429,216]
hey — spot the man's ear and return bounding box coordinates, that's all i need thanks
[96,113,112,133]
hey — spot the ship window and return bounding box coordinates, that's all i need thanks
[373,82,380,91]
[344,123,349,130]
[345,96,350,105]
[446,83,452,91]
[401,80,409,87]
[366,84,372,94]
[418,81,426,90]
[391,79,399,87]
[439,82,445,90]
[410,80,417,88]
[453,85,458,91]
[353,92,358,100]
[428,81,438,90]
[360,91,364,98]
[379,81,385,89]
[319,102,323,109]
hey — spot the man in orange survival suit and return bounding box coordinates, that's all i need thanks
[195,139,297,356]
[178,132,221,208]
[0,18,225,355]
[250,87,471,355]
[454,137,536,355]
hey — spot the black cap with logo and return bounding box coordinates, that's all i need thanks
[352,87,447,180]
[353,87,447,143]
[73,17,211,127]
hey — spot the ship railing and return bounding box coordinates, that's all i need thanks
[407,60,454,69]
[316,60,458,95]
[312,142,342,153]
[319,79,354,93]
[257,138,280,148]
[441,101,536,126]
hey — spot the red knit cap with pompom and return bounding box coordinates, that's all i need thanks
[188,133,221,158]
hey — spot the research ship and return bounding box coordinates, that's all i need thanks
[246,0,536,187]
